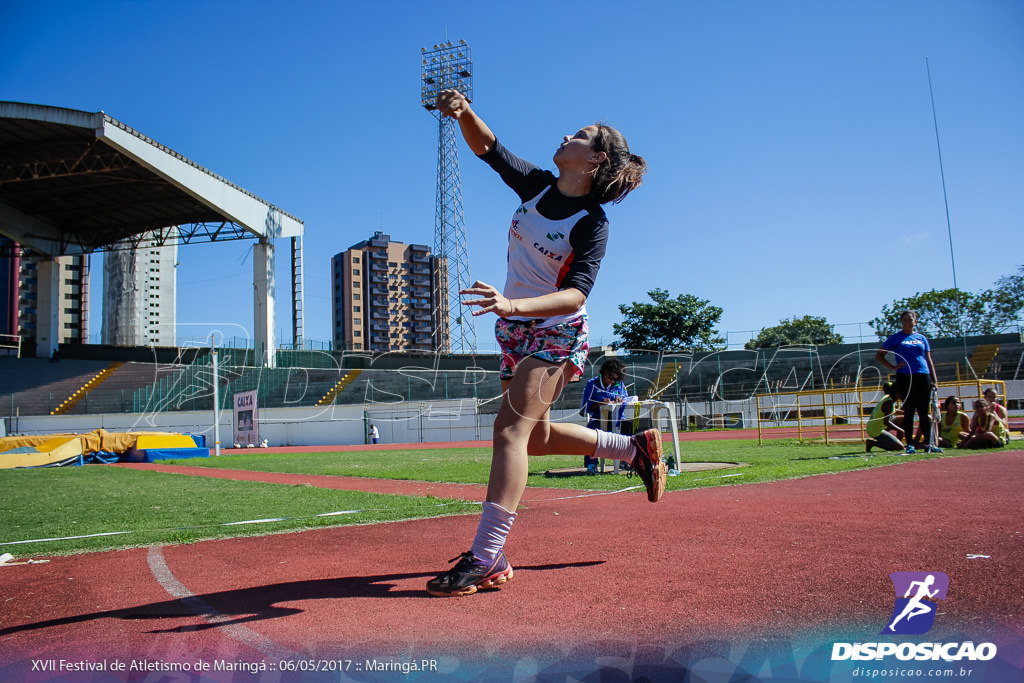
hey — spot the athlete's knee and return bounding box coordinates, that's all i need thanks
[492,413,534,445]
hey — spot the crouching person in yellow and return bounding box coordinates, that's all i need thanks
[866,382,905,453]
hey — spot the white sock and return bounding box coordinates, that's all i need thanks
[593,430,637,464]
[470,502,517,562]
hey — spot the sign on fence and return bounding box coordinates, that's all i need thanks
[233,389,259,446]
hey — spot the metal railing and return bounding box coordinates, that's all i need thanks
[754,379,1007,445]
[0,333,20,358]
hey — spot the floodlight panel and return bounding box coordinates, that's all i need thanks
[420,41,472,110]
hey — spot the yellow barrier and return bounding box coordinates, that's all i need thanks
[755,380,1006,445]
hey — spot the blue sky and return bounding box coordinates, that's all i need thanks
[2,0,1022,350]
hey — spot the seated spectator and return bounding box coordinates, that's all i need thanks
[865,382,906,453]
[579,359,628,473]
[983,388,1009,425]
[959,399,1009,449]
[937,396,970,449]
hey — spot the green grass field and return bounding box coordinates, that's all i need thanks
[156,438,974,491]
[0,468,477,557]
[0,438,1000,558]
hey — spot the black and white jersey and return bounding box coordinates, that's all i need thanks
[479,139,608,327]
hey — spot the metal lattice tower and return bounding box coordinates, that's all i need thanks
[421,40,477,353]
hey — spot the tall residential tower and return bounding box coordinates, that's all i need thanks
[332,231,447,353]
[102,231,177,347]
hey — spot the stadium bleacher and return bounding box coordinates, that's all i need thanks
[0,357,110,416]
[1,334,1020,419]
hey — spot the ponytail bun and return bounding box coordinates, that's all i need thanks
[590,125,647,204]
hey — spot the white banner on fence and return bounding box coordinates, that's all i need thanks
[233,389,259,446]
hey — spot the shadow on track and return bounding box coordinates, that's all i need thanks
[0,561,605,636]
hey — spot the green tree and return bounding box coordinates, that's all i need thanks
[870,265,1024,339]
[744,315,844,349]
[612,288,725,351]
[989,264,1024,326]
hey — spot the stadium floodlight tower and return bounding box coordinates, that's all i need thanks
[421,39,477,353]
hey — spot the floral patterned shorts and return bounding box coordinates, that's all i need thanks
[494,315,589,381]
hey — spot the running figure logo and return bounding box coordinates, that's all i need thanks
[882,571,949,635]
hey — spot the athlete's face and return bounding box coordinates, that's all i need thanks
[553,126,605,169]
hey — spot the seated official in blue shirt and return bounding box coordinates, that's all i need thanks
[579,359,629,472]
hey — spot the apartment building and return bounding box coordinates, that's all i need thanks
[0,237,89,351]
[102,231,177,347]
[332,231,446,353]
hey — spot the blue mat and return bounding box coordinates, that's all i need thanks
[141,447,211,462]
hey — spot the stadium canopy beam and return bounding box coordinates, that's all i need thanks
[0,102,306,366]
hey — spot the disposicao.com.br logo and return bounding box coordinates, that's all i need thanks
[831,571,998,663]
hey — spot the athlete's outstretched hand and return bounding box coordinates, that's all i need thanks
[460,281,513,317]
[437,89,470,119]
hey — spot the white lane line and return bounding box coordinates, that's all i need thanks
[146,546,300,661]
[524,485,645,502]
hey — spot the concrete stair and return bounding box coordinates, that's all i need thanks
[51,362,123,415]
[0,357,111,416]
[316,369,364,406]
[968,344,999,379]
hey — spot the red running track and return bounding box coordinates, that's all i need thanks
[1,449,1022,682]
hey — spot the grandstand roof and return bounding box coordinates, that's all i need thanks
[0,101,302,257]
